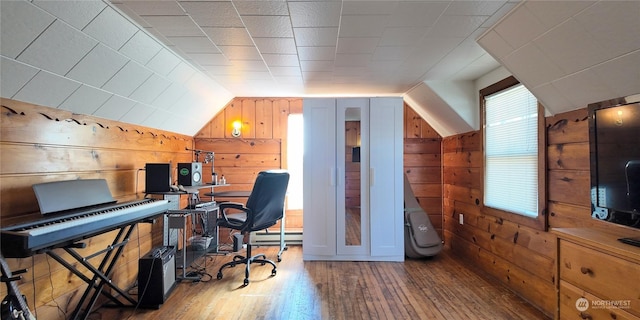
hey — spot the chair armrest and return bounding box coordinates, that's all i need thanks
[219,202,252,230]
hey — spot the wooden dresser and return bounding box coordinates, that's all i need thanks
[554,228,640,320]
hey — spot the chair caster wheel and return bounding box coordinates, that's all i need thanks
[243,278,249,286]
[271,269,277,276]
[217,272,223,280]
[277,257,282,262]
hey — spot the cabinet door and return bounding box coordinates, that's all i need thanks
[303,98,337,257]
[336,98,370,256]
[369,97,404,259]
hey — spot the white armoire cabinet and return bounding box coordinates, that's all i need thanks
[302,97,404,261]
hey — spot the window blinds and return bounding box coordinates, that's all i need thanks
[484,84,538,217]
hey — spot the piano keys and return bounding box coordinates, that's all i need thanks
[0,179,170,258]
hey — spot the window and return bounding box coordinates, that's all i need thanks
[287,114,303,210]
[481,77,545,229]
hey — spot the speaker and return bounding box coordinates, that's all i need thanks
[145,163,171,192]
[138,246,176,308]
[178,162,203,186]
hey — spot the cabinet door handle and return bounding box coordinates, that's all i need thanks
[580,267,593,275]
[580,311,592,320]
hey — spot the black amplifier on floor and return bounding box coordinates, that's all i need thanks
[138,246,176,308]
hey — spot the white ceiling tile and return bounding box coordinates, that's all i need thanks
[141,15,203,37]
[120,1,185,16]
[339,15,388,37]
[110,3,152,28]
[146,48,181,75]
[289,2,341,28]
[58,85,112,115]
[129,74,171,104]
[270,66,302,76]
[262,54,299,67]
[380,27,428,47]
[229,60,268,72]
[481,2,518,28]
[372,46,411,61]
[152,82,188,110]
[387,2,449,28]
[188,53,231,66]
[33,0,106,30]
[337,37,379,54]
[119,31,163,65]
[573,1,640,59]
[167,62,196,83]
[102,61,152,97]
[166,36,220,53]
[121,103,155,124]
[445,1,506,16]
[83,6,137,50]
[298,47,336,61]
[18,20,97,75]
[493,4,547,50]
[202,27,253,46]
[300,60,334,72]
[529,82,574,114]
[524,1,595,29]
[293,28,339,46]
[93,94,136,120]
[13,70,81,108]
[180,1,243,28]
[0,1,55,59]
[501,43,564,88]
[66,44,129,88]
[342,1,396,15]
[335,54,371,67]
[219,46,262,61]
[242,16,294,38]
[590,50,640,98]
[551,69,617,107]
[0,57,39,99]
[477,30,514,61]
[141,106,172,128]
[428,15,488,38]
[234,1,289,15]
[533,18,609,75]
[253,38,297,54]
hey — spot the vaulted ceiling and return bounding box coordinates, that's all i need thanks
[1,1,638,136]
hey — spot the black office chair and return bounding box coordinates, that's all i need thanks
[216,170,289,286]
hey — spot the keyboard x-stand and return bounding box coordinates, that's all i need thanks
[0,179,170,320]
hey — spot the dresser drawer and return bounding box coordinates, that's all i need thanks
[560,281,638,320]
[560,240,640,318]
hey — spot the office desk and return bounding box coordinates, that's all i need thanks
[205,190,287,261]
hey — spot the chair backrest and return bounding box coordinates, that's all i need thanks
[245,170,290,232]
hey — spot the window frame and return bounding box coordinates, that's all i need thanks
[480,76,547,231]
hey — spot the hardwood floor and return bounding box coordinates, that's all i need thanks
[86,246,549,320]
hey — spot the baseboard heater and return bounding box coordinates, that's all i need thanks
[252,230,303,245]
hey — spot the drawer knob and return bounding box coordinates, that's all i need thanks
[580,311,592,320]
[580,267,593,275]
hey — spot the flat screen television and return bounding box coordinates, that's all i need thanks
[588,94,640,229]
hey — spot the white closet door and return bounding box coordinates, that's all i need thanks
[302,98,337,257]
[369,97,404,258]
[336,98,370,256]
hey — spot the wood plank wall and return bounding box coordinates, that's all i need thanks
[404,103,443,237]
[195,99,443,238]
[0,96,440,319]
[0,98,193,319]
[442,106,639,317]
[194,98,302,238]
